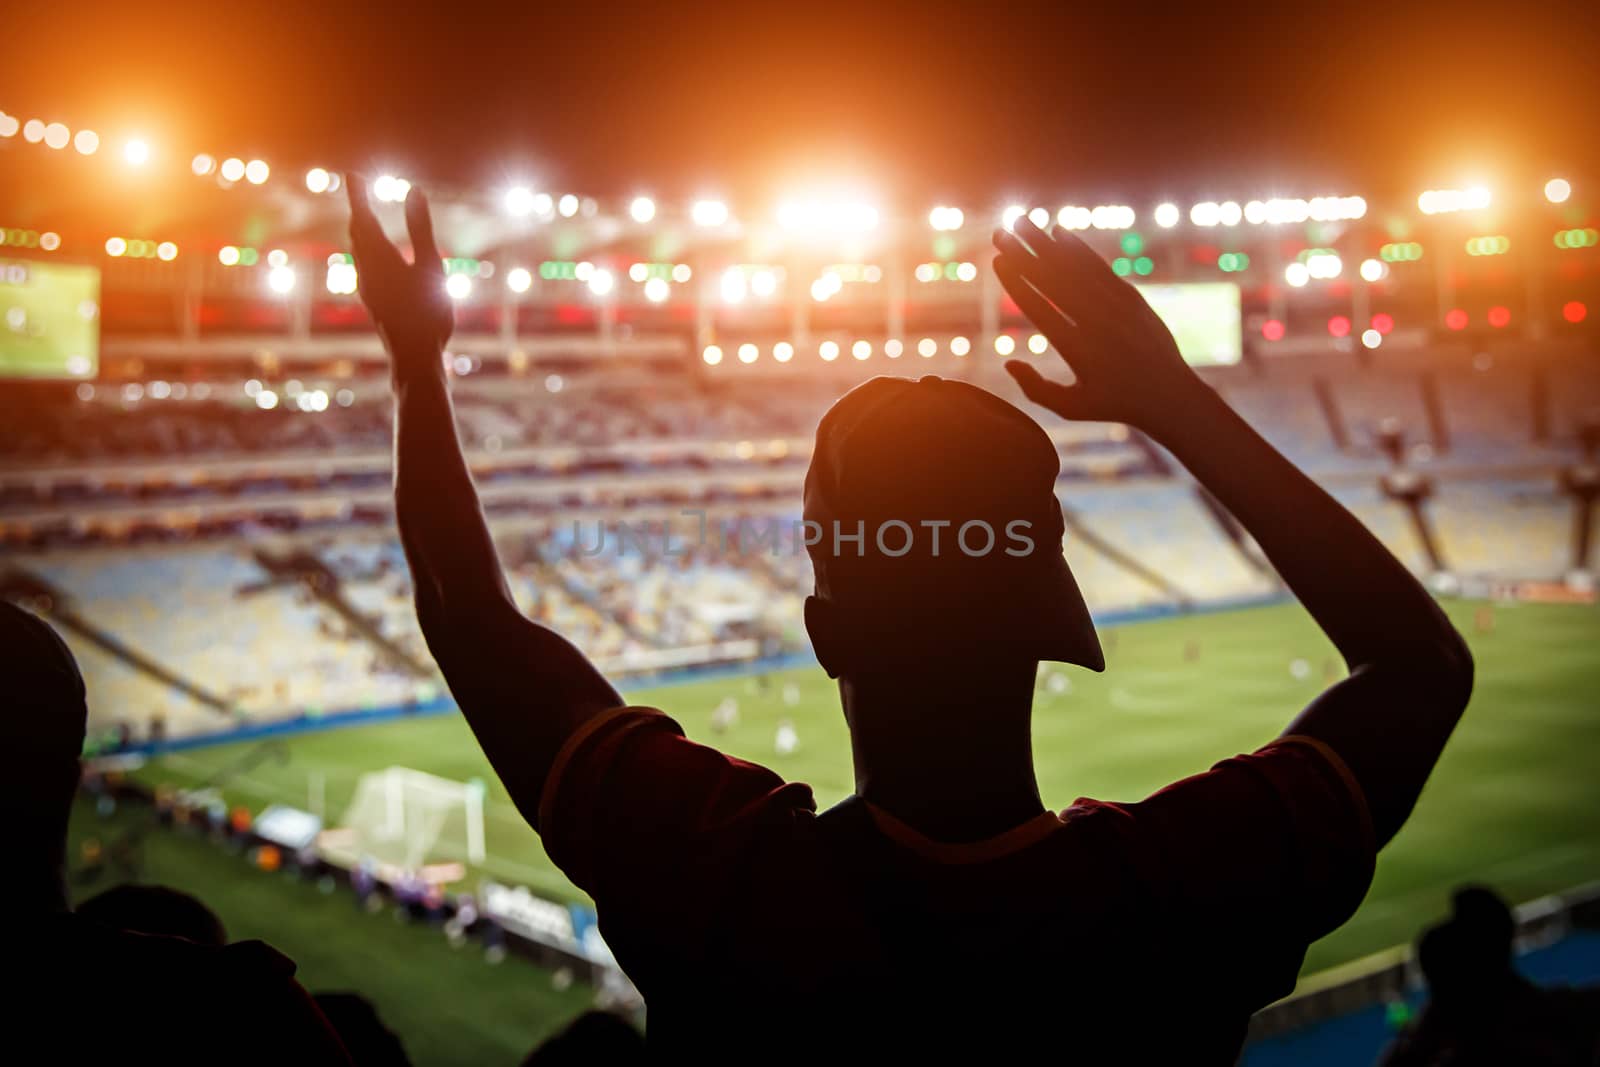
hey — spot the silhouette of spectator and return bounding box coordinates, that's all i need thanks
[313,993,413,1067]
[3,601,352,1064]
[77,884,228,947]
[1378,886,1600,1066]
[521,1010,644,1066]
[349,187,1475,1058]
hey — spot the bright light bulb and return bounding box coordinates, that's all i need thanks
[305,167,331,193]
[220,157,246,182]
[507,267,532,293]
[629,196,656,223]
[773,342,794,362]
[1028,333,1048,354]
[721,268,748,305]
[1154,202,1180,228]
[587,268,614,297]
[445,274,472,300]
[505,186,535,216]
[644,277,670,303]
[994,334,1016,355]
[738,343,758,364]
[73,129,99,155]
[124,138,150,165]
[268,265,296,294]
[1545,178,1572,204]
[950,336,971,356]
[691,199,729,226]
[703,345,723,365]
[245,159,270,185]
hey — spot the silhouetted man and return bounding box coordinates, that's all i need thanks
[3,601,350,1064]
[350,188,1474,1060]
[1378,887,1600,1066]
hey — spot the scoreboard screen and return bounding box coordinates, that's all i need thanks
[1134,282,1242,366]
[0,258,100,379]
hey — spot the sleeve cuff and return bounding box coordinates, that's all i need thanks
[536,706,671,832]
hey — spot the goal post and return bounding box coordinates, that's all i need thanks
[334,766,487,869]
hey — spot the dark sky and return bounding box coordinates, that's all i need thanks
[7,0,1600,210]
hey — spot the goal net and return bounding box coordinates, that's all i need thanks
[328,766,486,870]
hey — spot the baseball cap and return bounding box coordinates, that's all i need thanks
[803,376,1104,670]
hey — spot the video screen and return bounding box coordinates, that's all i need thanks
[0,258,100,379]
[1134,282,1241,366]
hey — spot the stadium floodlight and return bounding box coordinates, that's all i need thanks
[630,196,656,223]
[1001,204,1027,230]
[643,277,670,303]
[44,122,70,150]
[628,262,649,283]
[73,129,99,155]
[267,265,296,294]
[1284,261,1310,287]
[750,270,778,298]
[506,267,532,293]
[852,340,872,360]
[123,138,150,165]
[305,167,331,193]
[955,261,978,282]
[373,174,410,203]
[220,157,246,182]
[1028,333,1049,354]
[156,242,178,261]
[1153,202,1180,228]
[702,344,723,365]
[1057,206,1092,230]
[504,185,536,216]
[1361,328,1382,349]
[691,199,730,227]
[0,112,18,138]
[22,119,46,143]
[1306,252,1342,280]
[1216,201,1242,226]
[267,248,288,268]
[671,263,692,283]
[738,343,759,364]
[192,153,216,176]
[104,237,127,257]
[256,389,279,410]
[445,273,472,300]
[1028,207,1051,229]
[819,340,840,361]
[587,268,615,297]
[1418,186,1491,214]
[777,197,879,234]
[245,159,270,185]
[884,339,903,358]
[326,261,358,294]
[773,341,795,362]
[1091,205,1136,230]
[950,336,971,356]
[994,334,1016,355]
[918,338,937,358]
[1359,258,1386,283]
[1190,202,1220,226]
[557,193,579,217]
[218,246,241,266]
[1544,178,1572,204]
[929,205,964,231]
[721,267,749,305]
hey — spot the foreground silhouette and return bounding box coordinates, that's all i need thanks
[1377,887,1600,1066]
[349,186,1474,1059]
[4,602,352,1064]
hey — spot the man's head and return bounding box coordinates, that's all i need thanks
[0,600,88,909]
[802,376,1102,681]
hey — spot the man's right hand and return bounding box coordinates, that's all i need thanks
[993,218,1205,435]
[346,174,454,380]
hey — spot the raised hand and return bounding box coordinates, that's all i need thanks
[993,218,1203,432]
[346,174,453,376]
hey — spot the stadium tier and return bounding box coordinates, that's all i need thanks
[3,340,1596,745]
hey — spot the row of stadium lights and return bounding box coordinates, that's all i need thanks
[4,111,1578,227]
[1258,301,1590,348]
[700,333,1053,366]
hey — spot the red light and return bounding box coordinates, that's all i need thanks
[1565,301,1588,323]
[1371,313,1394,335]
[1328,315,1351,338]
[1261,319,1285,341]
[1445,308,1469,330]
[1487,306,1511,328]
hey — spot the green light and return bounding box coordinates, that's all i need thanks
[1554,228,1599,249]
[1120,232,1143,255]
[943,262,961,281]
[1464,235,1510,256]
[1296,246,1336,263]
[1111,257,1132,276]
[1133,256,1153,276]
[1217,252,1251,273]
[1379,242,1423,263]
[239,247,259,266]
[932,234,957,260]
[539,260,578,280]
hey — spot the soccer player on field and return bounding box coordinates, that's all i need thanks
[348,186,1473,1061]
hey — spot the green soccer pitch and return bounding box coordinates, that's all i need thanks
[91,598,1600,1062]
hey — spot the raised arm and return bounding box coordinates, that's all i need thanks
[346,177,621,819]
[993,218,1473,847]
